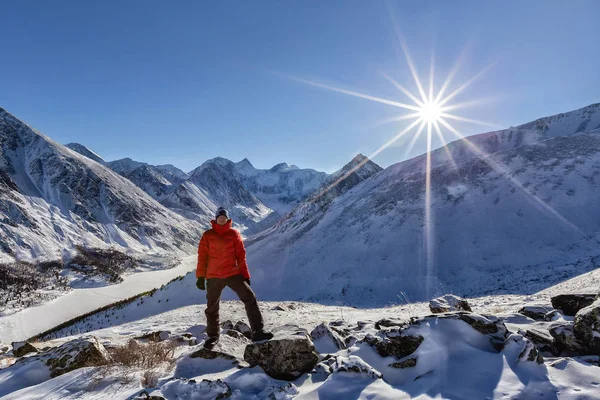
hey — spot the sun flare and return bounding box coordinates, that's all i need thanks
[419,101,442,123]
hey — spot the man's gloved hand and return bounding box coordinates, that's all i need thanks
[244,278,251,287]
[196,277,206,290]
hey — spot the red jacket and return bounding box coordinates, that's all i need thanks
[196,219,250,280]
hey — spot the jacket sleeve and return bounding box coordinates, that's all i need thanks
[196,234,209,278]
[234,232,250,279]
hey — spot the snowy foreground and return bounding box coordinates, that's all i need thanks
[1,278,600,399]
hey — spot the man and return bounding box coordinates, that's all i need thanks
[196,207,273,349]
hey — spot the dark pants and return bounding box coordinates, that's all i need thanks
[205,274,264,338]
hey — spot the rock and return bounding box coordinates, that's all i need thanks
[523,328,558,355]
[551,294,597,316]
[423,312,508,351]
[329,320,345,327]
[221,320,234,330]
[11,341,38,357]
[272,305,287,311]
[189,347,238,362]
[356,321,371,330]
[549,322,586,355]
[132,391,167,400]
[329,355,382,379]
[255,382,299,399]
[160,378,232,400]
[504,334,544,364]
[375,318,406,330]
[234,321,252,339]
[344,335,358,347]
[573,298,600,355]
[518,304,555,321]
[429,294,472,313]
[225,329,248,341]
[136,331,170,342]
[360,328,423,359]
[35,336,110,378]
[310,323,346,350]
[243,325,319,380]
[388,357,417,369]
[544,310,561,321]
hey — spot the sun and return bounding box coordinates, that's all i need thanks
[419,100,442,123]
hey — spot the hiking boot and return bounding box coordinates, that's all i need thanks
[251,329,274,342]
[203,336,219,349]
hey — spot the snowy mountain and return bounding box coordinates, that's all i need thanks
[162,158,276,234]
[233,158,329,216]
[245,103,600,305]
[64,143,105,165]
[0,107,202,263]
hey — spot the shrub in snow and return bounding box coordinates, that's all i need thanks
[310,323,346,350]
[573,298,600,355]
[243,325,319,380]
[551,293,597,316]
[107,338,176,370]
[429,294,472,313]
[518,304,555,321]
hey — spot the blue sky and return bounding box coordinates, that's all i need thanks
[1,1,598,173]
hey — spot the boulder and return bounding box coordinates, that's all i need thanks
[375,318,406,330]
[310,323,346,350]
[549,322,586,355]
[11,341,39,357]
[160,378,231,400]
[329,355,382,379]
[16,336,110,378]
[551,294,597,316]
[523,328,558,355]
[429,294,472,313]
[359,328,423,359]
[388,357,417,369]
[504,334,544,364]
[221,320,234,330]
[544,310,561,322]
[518,304,555,321]
[573,299,600,355]
[243,325,319,380]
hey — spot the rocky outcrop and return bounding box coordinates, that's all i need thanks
[429,294,472,313]
[243,325,319,380]
[504,334,544,364]
[310,323,346,350]
[573,299,600,355]
[551,294,597,316]
[518,304,555,321]
[11,341,39,357]
[549,322,586,355]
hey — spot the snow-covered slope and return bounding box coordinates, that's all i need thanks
[0,107,202,262]
[245,103,600,305]
[64,143,106,165]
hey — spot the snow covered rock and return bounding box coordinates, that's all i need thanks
[360,328,424,359]
[310,323,346,352]
[254,382,299,399]
[549,322,586,355]
[429,294,472,313]
[518,304,555,321]
[243,325,319,380]
[374,318,407,330]
[136,330,170,342]
[388,357,417,369]
[551,294,597,316]
[9,336,109,380]
[328,355,382,379]
[573,298,600,355]
[11,341,39,357]
[234,321,252,339]
[523,328,558,355]
[425,312,509,351]
[504,334,544,364]
[159,378,232,400]
[221,320,234,330]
